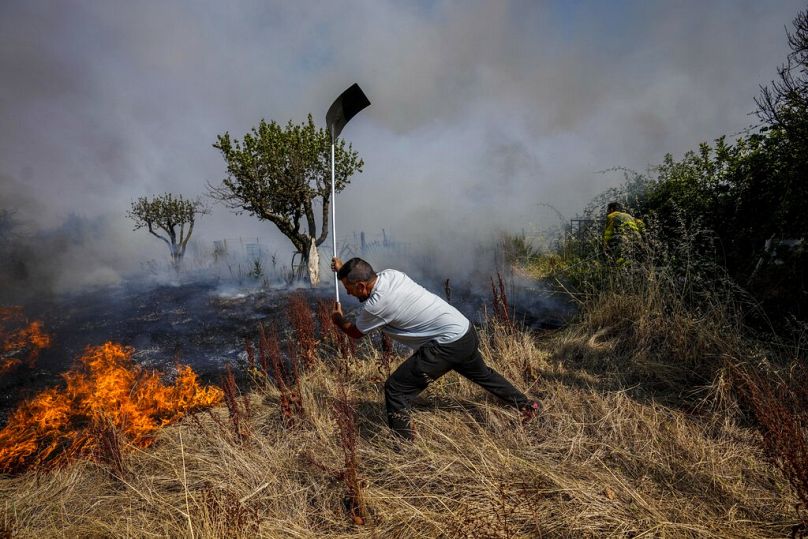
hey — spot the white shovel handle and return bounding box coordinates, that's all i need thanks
[331,141,339,303]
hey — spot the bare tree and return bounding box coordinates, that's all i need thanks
[756,9,808,138]
[209,114,363,286]
[127,193,208,272]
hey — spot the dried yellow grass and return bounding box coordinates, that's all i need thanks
[0,310,797,538]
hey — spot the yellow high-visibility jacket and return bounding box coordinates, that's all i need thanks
[603,211,644,255]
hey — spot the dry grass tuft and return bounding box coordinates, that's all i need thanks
[490,272,512,329]
[288,291,318,368]
[732,363,808,534]
[0,510,15,539]
[551,260,749,408]
[318,298,356,359]
[257,322,305,427]
[332,382,368,526]
[378,333,393,380]
[221,363,250,441]
[92,417,128,479]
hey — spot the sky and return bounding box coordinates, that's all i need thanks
[0,0,804,293]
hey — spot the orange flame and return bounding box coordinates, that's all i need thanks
[0,306,52,376]
[0,342,223,473]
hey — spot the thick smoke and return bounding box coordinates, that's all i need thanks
[0,180,152,303]
[0,0,803,300]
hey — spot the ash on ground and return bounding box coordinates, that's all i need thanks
[1,275,574,425]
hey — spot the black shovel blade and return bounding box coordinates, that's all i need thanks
[326,83,370,141]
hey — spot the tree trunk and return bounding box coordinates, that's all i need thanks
[307,238,320,287]
[170,243,182,275]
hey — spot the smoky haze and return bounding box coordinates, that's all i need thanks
[0,0,802,299]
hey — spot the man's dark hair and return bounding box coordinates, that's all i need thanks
[337,258,376,283]
[607,201,624,213]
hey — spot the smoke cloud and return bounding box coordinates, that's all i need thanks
[0,0,803,297]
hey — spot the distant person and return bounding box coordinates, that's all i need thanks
[330,257,540,440]
[602,202,645,265]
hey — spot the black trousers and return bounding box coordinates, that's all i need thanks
[384,325,530,439]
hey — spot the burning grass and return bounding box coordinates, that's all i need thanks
[0,306,51,376]
[0,342,222,473]
[0,300,800,537]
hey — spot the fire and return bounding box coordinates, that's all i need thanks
[0,306,52,376]
[0,342,223,473]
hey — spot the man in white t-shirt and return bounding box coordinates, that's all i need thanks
[331,257,540,440]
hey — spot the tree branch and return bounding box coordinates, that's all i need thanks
[305,199,317,241]
[147,222,172,248]
[316,197,330,247]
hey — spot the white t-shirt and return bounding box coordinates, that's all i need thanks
[355,269,470,350]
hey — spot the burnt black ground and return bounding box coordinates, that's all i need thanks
[1,279,302,423]
[0,276,574,426]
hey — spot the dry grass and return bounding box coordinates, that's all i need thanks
[546,259,754,410]
[731,364,808,535]
[0,305,799,538]
[288,292,318,369]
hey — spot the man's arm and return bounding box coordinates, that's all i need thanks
[331,301,365,340]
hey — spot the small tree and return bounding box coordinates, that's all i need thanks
[209,114,363,286]
[127,193,208,272]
